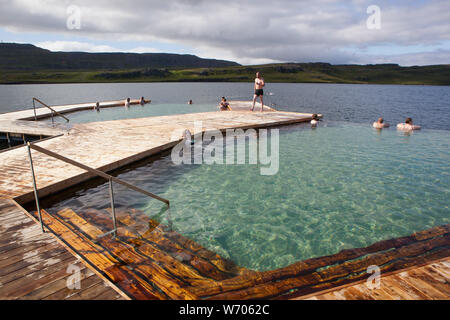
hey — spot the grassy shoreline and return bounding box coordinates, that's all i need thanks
[1,63,449,85]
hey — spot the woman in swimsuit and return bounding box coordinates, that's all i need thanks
[251,72,265,112]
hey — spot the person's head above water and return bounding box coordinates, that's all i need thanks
[405,117,413,125]
[378,117,384,124]
[312,114,319,120]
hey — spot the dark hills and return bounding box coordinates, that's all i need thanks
[0,43,240,71]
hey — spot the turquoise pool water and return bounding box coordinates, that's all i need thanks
[46,103,215,124]
[44,122,450,271]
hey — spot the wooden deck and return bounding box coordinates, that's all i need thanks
[0,119,69,136]
[0,101,447,300]
[297,258,450,300]
[0,198,124,300]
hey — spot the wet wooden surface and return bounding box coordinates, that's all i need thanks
[0,198,124,300]
[297,258,450,300]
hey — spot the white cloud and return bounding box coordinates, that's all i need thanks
[35,41,163,54]
[35,41,119,52]
[1,0,449,65]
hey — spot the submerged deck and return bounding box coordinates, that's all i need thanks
[0,101,448,300]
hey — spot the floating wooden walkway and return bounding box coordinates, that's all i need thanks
[0,198,124,300]
[0,99,150,122]
[0,101,447,300]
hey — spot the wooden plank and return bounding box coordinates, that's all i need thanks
[383,274,432,300]
[398,276,448,300]
[0,247,69,279]
[351,283,395,300]
[405,269,450,297]
[0,239,56,262]
[65,281,115,300]
[44,273,103,300]
[0,252,74,299]
[18,262,90,300]
[0,241,61,269]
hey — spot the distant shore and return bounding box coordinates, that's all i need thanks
[1,63,449,86]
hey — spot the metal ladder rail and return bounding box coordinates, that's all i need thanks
[32,98,70,124]
[26,142,170,237]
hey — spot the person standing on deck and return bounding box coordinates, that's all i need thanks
[251,72,265,112]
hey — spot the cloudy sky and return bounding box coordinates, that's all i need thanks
[0,0,449,65]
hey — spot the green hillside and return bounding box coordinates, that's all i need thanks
[1,43,449,85]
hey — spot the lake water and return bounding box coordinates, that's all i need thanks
[0,83,449,130]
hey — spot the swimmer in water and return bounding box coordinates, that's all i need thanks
[373,117,390,129]
[397,117,421,131]
[310,114,320,128]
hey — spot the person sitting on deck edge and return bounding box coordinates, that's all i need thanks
[373,117,390,129]
[218,97,231,111]
[397,117,421,131]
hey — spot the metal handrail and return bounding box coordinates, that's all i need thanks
[26,142,169,238]
[32,98,70,124]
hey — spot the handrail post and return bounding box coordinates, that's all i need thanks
[33,98,37,121]
[109,178,117,237]
[26,143,45,233]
